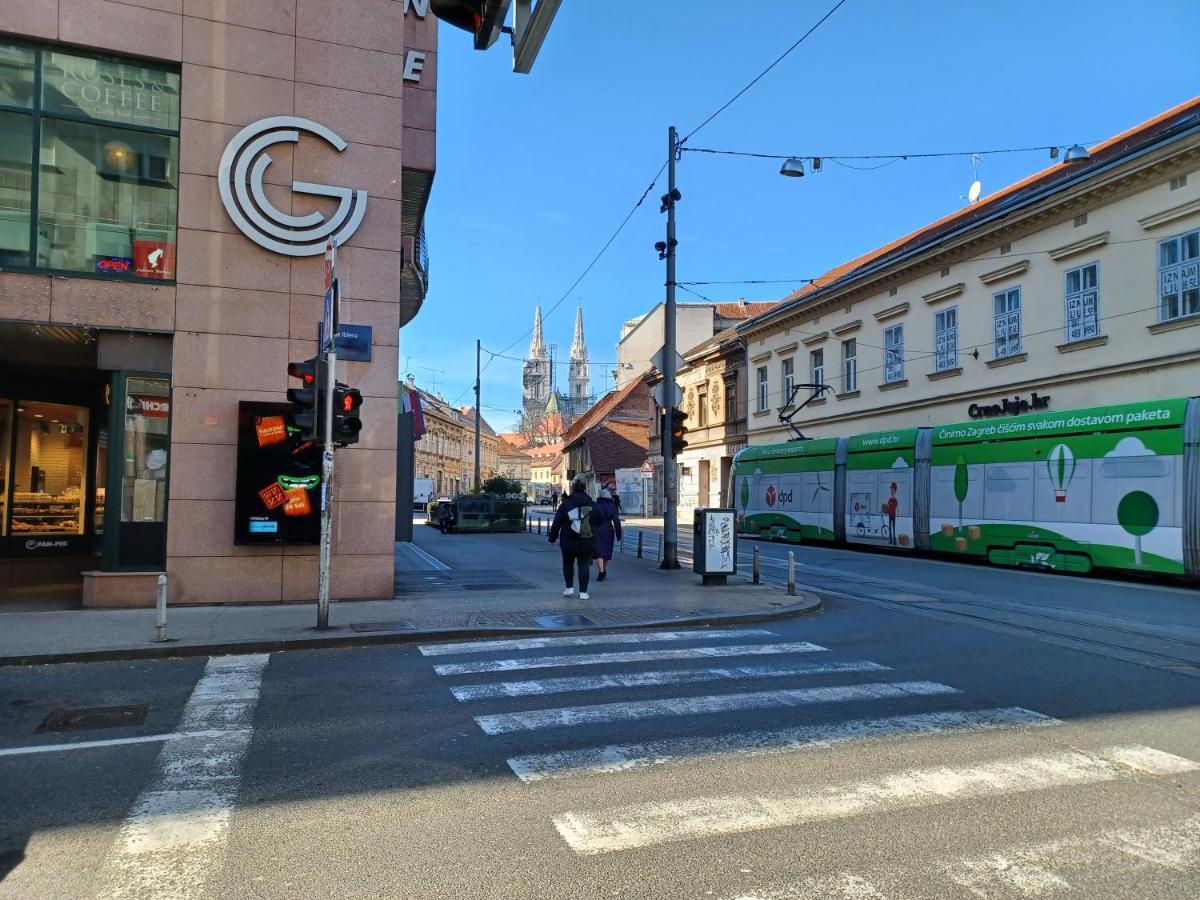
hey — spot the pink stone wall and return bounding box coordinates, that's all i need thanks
[2,0,437,604]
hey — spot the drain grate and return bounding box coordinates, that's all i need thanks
[534,613,596,628]
[349,620,417,633]
[36,703,148,733]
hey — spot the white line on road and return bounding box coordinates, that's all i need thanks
[0,729,235,758]
[402,542,451,571]
[475,680,960,735]
[419,629,779,656]
[451,659,889,702]
[553,744,1198,856]
[507,707,1057,782]
[432,641,828,676]
[99,653,271,900]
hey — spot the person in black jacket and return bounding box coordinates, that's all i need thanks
[548,476,603,599]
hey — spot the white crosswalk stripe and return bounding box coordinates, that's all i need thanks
[449,659,889,701]
[552,745,1199,855]
[506,706,1058,782]
[474,680,961,734]
[432,641,827,675]
[418,628,779,655]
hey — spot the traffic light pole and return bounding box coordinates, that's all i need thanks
[661,125,680,570]
[317,342,336,630]
[474,338,482,491]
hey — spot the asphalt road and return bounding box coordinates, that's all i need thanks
[3,575,1199,898]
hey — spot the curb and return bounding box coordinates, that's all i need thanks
[0,594,821,667]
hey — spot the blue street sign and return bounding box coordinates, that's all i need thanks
[317,323,373,362]
[321,285,336,351]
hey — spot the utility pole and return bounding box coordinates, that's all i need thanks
[474,338,482,491]
[317,242,339,630]
[661,125,680,569]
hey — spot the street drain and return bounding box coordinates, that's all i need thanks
[36,703,148,733]
[349,620,417,633]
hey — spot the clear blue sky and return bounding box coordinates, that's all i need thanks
[400,0,1200,432]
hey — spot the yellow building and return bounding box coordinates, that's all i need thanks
[741,98,1200,445]
[412,389,474,497]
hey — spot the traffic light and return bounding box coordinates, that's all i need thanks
[332,383,363,447]
[287,357,322,442]
[430,0,509,49]
[669,407,688,457]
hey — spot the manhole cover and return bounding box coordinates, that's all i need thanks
[534,613,596,628]
[36,704,148,733]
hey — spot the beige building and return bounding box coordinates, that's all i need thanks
[614,301,774,389]
[0,2,436,607]
[497,434,533,488]
[740,98,1200,447]
[412,390,473,498]
[647,327,751,517]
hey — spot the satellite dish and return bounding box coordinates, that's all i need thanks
[967,180,982,203]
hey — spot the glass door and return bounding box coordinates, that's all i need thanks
[106,373,169,569]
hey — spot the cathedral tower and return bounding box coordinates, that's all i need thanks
[568,306,590,417]
[522,305,550,421]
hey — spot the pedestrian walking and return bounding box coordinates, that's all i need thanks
[593,488,622,581]
[548,476,601,600]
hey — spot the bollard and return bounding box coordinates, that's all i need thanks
[537,517,542,535]
[787,551,796,596]
[753,545,761,585]
[154,573,168,642]
[637,530,643,558]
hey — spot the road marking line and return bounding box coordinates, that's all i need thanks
[727,872,893,899]
[419,628,779,656]
[99,654,270,899]
[553,744,1199,856]
[451,659,889,702]
[0,730,237,758]
[507,707,1057,781]
[433,642,828,676]
[943,812,1200,896]
[475,680,960,735]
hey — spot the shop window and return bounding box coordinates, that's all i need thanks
[935,307,958,370]
[0,39,179,279]
[884,324,904,383]
[1158,229,1200,322]
[1064,262,1100,342]
[121,377,169,523]
[10,401,89,538]
[993,287,1022,357]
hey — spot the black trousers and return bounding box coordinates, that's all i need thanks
[561,542,594,591]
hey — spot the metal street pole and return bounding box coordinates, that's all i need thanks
[474,338,482,491]
[317,343,336,630]
[661,124,680,569]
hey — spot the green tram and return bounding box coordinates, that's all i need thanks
[732,397,1200,580]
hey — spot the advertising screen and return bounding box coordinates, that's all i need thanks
[234,401,321,545]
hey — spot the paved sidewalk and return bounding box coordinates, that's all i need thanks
[0,521,817,666]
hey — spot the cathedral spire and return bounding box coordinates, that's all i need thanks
[529,304,547,359]
[570,306,586,360]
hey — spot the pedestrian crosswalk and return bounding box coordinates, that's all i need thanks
[418,625,1200,893]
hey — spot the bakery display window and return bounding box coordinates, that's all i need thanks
[10,400,88,537]
[0,399,11,537]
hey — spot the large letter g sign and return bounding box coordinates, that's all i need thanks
[218,116,368,257]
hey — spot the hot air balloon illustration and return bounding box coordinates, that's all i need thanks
[1047,443,1076,503]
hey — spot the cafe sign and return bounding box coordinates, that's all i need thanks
[968,392,1051,419]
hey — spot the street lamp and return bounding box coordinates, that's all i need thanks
[1062,144,1090,165]
[779,157,807,177]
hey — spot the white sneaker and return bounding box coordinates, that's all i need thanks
[579,592,590,601]
[562,587,575,597]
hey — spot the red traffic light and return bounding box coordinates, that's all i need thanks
[341,393,354,413]
[288,360,316,385]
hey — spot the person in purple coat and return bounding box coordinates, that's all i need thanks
[593,488,622,582]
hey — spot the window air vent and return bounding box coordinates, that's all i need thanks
[1074,213,1088,227]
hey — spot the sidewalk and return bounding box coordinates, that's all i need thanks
[0,521,818,666]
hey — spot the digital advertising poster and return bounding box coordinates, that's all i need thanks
[234,401,321,545]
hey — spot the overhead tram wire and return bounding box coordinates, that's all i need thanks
[679,143,1092,163]
[679,0,851,146]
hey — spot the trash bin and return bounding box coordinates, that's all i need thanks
[693,507,738,585]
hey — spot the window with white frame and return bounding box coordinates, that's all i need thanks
[842,339,857,393]
[811,348,824,388]
[934,307,958,371]
[781,357,795,404]
[1158,229,1199,322]
[993,287,1022,357]
[883,324,904,382]
[1064,262,1099,342]
[756,365,768,411]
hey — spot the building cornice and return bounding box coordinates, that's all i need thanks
[1137,196,1200,231]
[1047,231,1111,261]
[978,260,1030,286]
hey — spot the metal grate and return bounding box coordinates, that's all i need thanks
[36,704,148,733]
